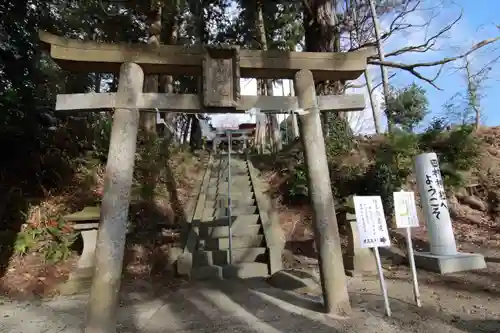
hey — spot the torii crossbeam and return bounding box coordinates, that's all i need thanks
[55,93,366,113]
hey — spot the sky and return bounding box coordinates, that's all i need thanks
[211,0,500,133]
[384,0,500,129]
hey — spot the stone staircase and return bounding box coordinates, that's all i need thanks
[177,154,284,280]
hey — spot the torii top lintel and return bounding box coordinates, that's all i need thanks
[39,31,375,81]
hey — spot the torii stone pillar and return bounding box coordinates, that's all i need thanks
[294,69,351,315]
[84,63,143,333]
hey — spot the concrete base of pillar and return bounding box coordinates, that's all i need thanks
[414,251,487,274]
[59,267,94,295]
[343,250,378,277]
[342,217,378,277]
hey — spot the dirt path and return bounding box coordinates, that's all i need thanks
[1,262,500,333]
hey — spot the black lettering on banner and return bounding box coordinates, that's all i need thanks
[427,185,437,198]
[435,177,443,187]
[431,203,441,219]
[426,158,448,220]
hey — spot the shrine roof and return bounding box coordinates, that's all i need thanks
[39,31,375,81]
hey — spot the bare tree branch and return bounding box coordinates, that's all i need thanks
[348,0,441,52]
[369,36,500,89]
[385,11,463,57]
[371,73,397,94]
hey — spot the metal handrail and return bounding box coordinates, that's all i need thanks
[227,130,233,265]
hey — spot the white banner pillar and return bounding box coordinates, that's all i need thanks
[414,152,457,256]
[413,152,486,274]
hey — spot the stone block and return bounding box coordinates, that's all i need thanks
[414,251,487,274]
[342,217,377,277]
[267,269,320,295]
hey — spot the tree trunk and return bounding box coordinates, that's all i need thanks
[189,115,202,150]
[94,73,101,93]
[183,116,191,144]
[303,0,345,137]
[364,69,382,134]
[141,2,162,134]
[256,1,282,152]
[255,82,267,154]
[465,60,481,131]
[368,0,392,132]
[159,1,181,141]
[161,0,179,95]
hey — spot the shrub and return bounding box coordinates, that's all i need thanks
[283,163,308,202]
[14,213,76,263]
[419,123,479,188]
[371,130,420,216]
[386,83,429,132]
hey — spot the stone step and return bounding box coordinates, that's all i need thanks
[191,262,269,280]
[208,169,248,174]
[208,177,251,183]
[210,170,249,174]
[202,206,258,218]
[194,247,267,266]
[194,214,260,227]
[198,235,265,250]
[208,179,252,185]
[211,164,248,169]
[211,165,247,169]
[205,189,253,197]
[207,187,253,195]
[207,186,252,193]
[191,265,223,280]
[223,263,269,279]
[208,177,251,184]
[204,198,256,209]
[197,223,261,238]
[205,193,255,201]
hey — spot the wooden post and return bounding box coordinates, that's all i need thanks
[294,69,351,316]
[84,63,143,333]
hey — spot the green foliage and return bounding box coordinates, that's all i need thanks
[134,131,169,201]
[14,227,44,256]
[439,125,479,170]
[90,114,113,161]
[419,122,480,188]
[222,0,303,50]
[378,130,420,177]
[280,120,480,217]
[14,216,77,263]
[386,83,429,132]
[325,116,355,159]
[284,163,308,201]
[371,130,420,216]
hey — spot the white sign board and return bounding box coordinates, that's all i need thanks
[353,196,391,248]
[393,191,420,229]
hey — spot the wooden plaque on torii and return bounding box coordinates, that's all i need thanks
[202,45,241,110]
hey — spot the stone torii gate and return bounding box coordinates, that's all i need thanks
[39,31,374,328]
